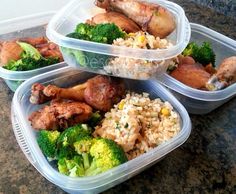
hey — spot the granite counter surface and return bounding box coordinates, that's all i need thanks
[0,1,236,193]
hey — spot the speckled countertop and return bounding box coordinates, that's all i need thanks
[0,1,236,194]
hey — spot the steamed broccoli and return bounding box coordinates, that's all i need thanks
[58,155,85,177]
[37,130,60,158]
[89,23,126,44]
[3,42,60,71]
[75,23,93,38]
[182,42,216,66]
[74,137,128,176]
[69,23,126,44]
[56,124,92,159]
[74,135,93,170]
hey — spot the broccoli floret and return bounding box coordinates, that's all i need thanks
[37,130,60,158]
[75,23,93,37]
[182,42,198,57]
[56,124,92,159]
[58,155,85,177]
[74,135,93,170]
[182,42,216,66]
[90,23,126,44]
[69,23,126,44]
[85,138,128,176]
[67,32,90,41]
[193,42,216,66]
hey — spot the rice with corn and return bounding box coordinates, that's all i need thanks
[104,31,173,79]
[93,92,181,160]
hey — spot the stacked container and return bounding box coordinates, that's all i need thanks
[10,0,236,193]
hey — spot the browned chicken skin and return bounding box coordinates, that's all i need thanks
[30,75,125,112]
[28,100,93,130]
[0,41,23,65]
[170,56,211,89]
[87,12,141,33]
[95,0,176,38]
[206,56,236,90]
[216,56,236,85]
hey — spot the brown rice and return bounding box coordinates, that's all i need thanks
[93,92,181,160]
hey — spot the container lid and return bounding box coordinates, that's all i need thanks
[0,12,67,81]
[12,67,191,193]
[159,23,236,101]
[46,0,191,61]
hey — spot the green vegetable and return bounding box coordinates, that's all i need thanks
[56,124,92,159]
[182,42,216,66]
[3,42,60,71]
[58,155,85,177]
[89,23,125,44]
[37,130,60,159]
[74,135,94,170]
[17,42,41,60]
[64,23,125,69]
[74,137,128,176]
[73,23,126,44]
[85,138,128,176]
[37,123,127,177]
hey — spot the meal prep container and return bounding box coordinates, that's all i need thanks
[159,23,236,115]
[12,66,191,194]
[46,0,191,80]
[0,12,67,92]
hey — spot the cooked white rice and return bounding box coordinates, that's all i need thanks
[93,92,181,160]
[104,31,173,79]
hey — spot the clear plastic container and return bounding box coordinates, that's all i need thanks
[0,12,67,92]
[12,66,191,194]
[159,23,236,115]
[46,0,191,80]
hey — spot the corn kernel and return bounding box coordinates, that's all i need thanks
[138,35,146,44]
[118,100,125,110]
[128,33,135,37]
[161,108,170,116]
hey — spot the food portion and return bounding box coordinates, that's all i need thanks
[94,92,180,160]
[87,12,141,33]
[30,75,125,111]
[95,0,175,38]
[29,100,93,130]
[168,41,236,90]
[61,0,176,79]
[0,37,63,71]
[105,31,173,79]
[29,75,181,177]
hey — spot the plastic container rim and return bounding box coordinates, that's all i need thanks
[46,0,190,60]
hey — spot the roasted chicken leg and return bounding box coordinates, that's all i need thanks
[30,75,125,111]
[87,12,141,33]
[95,0,175,38]
[207,56,236,90]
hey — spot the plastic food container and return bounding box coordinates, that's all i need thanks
[0,12,67,92]
[47,0,191,80]
[12,67,191,194]
[159,23,236,115]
